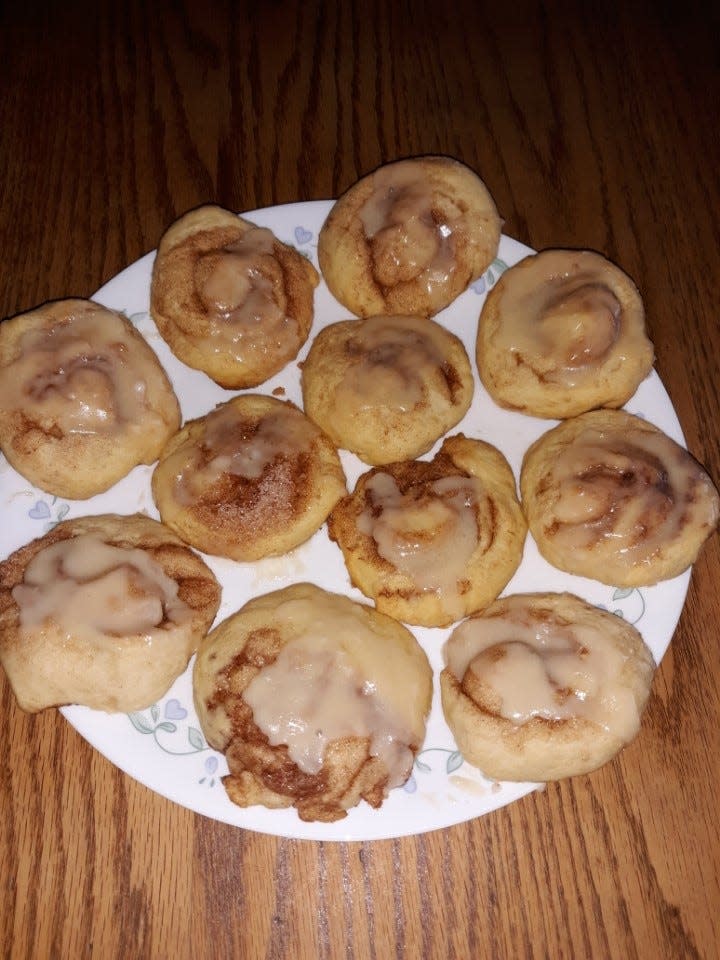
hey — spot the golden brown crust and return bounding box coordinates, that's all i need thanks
[0,513,221,713]
[440,592,656,782]
[520,410,720,586]
[327,435,527,626]
[476,249,654,418]
[193,583,432,822]
[0,299,180,499]
[150,205,319,388]
[152,394,346,561]
[318,156,501,317]
[301,314,473,464]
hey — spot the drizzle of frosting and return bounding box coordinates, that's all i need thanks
[445,597,643,739]
[358,471,484,619]
[196,226,300,360]
[491,252,648,387]
[0,307,161,436]
[242,594,427,786]
[542,423,719,565]
[359,161,459,294]
[171,402,319,504]
[336,315,448,413]
[12,533,190,642]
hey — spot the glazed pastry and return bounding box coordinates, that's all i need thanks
[0,299,180,499]
[301,314,473,464]
[440,592,656,782]
[318,156,501,318]
[0,514,221,713]
[150,205,319,388]
[328,434,527,627]
[152,394,346,561]
[476,249,654,418]
[520,409,720,586]
[193,582,433,822]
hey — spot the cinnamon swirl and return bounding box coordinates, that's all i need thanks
[193,582,432,822]
[0,513,221,713]
[0,299,180,499]
[301,314,473,464]
[476,249,654,418]
[440,592,656,782]
[152,394,346,561]
[150,205,318,388]
[520,409,719,585]
[327,434,527,627]
[318,156,501,318]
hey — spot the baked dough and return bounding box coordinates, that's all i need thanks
[150,204,319,388]
[0,513,221,713]
[328,434,527,626]
[318,156,501,317]
[520,409,720,585]
[440,592,656,782]
[0,299,180,499]
[301,314,473,464]
[476,249,654,418]
[193,582,432,822]
[152,394,346,561]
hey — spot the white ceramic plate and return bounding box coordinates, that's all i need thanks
[0,201,690,841]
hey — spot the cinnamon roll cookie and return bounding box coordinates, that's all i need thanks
[193,582,432,822]
[318,156,501,318]
[520,410,719,586]
[440,593,656,782]
[0,299,180,499]
[152,394,346,561]
[301,314,473,464]
[0,514,221,713]
[150,205,319,388]
[328,435,526,627]
[476,250,654,418]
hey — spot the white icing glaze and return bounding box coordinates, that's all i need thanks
[490,251,649,387]
[196,226,299,359]
[544,424,719,565]
[171,402,319,504]
[0,306,162,436]
[335,315,448,413]
[12,533,190,642]
[242,594,426,786]
[445,597,641,739]
[359,161,459,293]
[358,471,483,619]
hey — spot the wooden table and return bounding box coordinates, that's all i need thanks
[1,2,718,957]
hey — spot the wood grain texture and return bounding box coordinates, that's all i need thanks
[1,1,718,957]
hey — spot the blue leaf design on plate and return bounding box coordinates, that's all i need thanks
[446,751,464,774]
[128,712,155,734]
[188,727,205,751]
[613,587,634,601]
